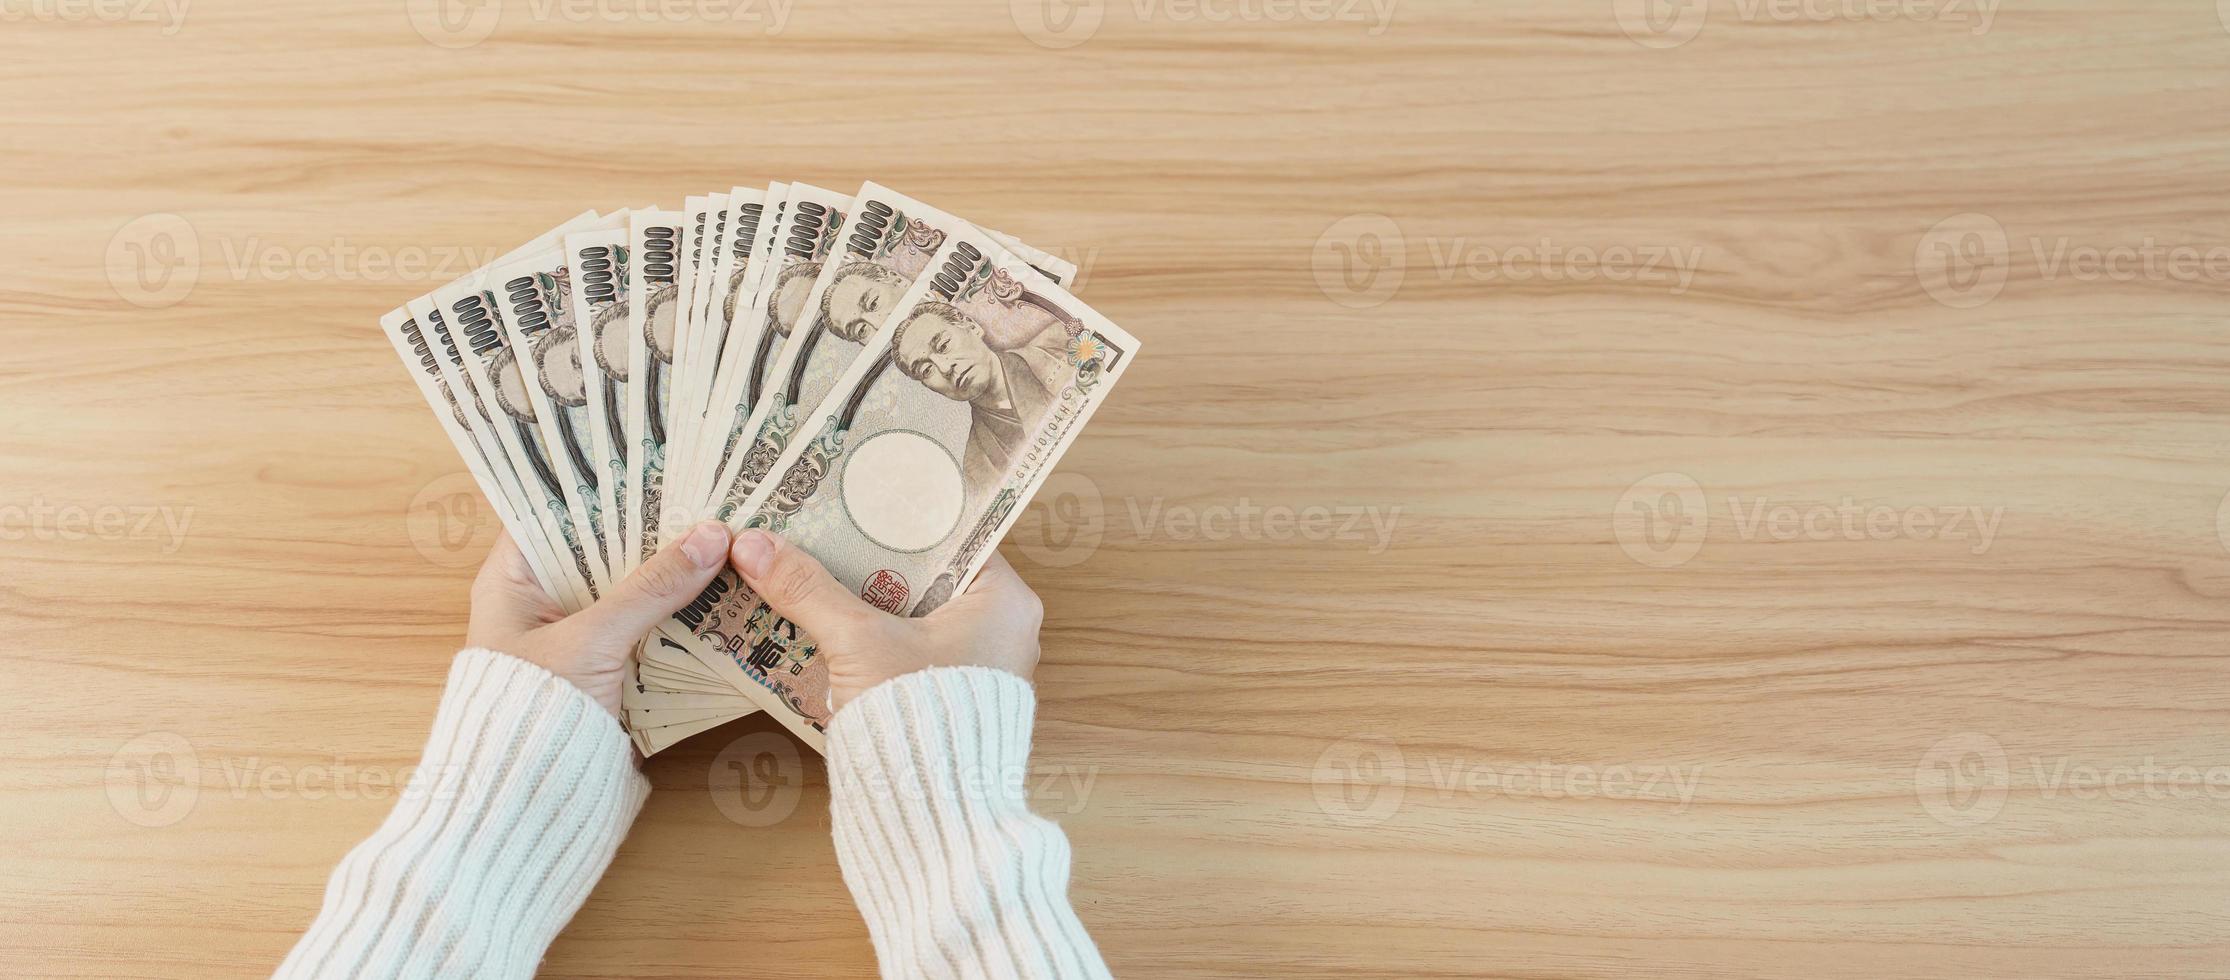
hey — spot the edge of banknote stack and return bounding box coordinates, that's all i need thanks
[378,182,1139,756]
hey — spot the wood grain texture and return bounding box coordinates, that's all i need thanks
[4,1,2229,976]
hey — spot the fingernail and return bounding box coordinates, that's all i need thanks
[681,521,729,569]
[731,529,775,579]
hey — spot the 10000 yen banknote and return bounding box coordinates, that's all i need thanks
[659,225,1140,747]
[666,193,726,490]
[686,193,732,383]
[401,210,601,610]
[624,210,690,564]
[669,185,784,511]
[702,182,1078,528]
[431,272,605,607]
[487,248,612,591]
[564,226,635,578]
[687,182,846,526]
[380,307,567,605]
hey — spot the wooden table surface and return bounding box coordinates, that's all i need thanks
[7,1,2230,977]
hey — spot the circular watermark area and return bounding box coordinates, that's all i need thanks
[1614,0,1709,48]
[106,732,200,828]
[1312,737,1406,827]
[1311,213,1406,309]
[1010,0,1104,48]
[710,731,804,827]
[407,0,502,47]
[2215,488,2230,555]
[1914,212,2010,309]
[1014,470,1105,568]
[842,431,964,553]
[407,472,502,568]
[106,213,200,309]
[1913,732,2009,828]
[1614,472,1708,568]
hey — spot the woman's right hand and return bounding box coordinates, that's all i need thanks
[727,529,1043,712]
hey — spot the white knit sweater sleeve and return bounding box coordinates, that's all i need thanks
[273,647,649,980]
[275,654,1107,979]
[825,666,1113,980]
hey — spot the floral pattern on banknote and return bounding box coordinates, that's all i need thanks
[742,422,844,534]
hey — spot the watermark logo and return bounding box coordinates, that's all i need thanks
[1313,737,1406,827]
[1015,471,1106,568]
[1313,738,1707,827]
[1615,474,2005,569]
[106,732,200,828]
[1914,735,2230,828]
[1312,213,1406,309]
[1914,212,2010,308]
[1916,211,2230,308]
[1620,0,1998,48]
[108,212,503,309]
[708,728,1103,824]
[407,0,501,47]
[1126,496,1403,553]
[1,0,191,35]
[107,732,464,827]
[1613,0,1707,48]
[406,472,502,568]
[1011,0,1104,48]
[409,0,793,47]
[2216,488,2230,555]
[1011,473,1402,568]
[211,237,497,283]
[1315,214,1708,308]
[1913,732,2008,828]
[1044,244,1103,294]
[709,730,804,827]
[1613,472,1708,569]
[0,498,196,553]
[1422,237,1705,293]
[106,213,200,309]
[1016,0,1393,48]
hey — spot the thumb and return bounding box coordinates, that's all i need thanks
[729,529,876,637]
[575,521,731,645]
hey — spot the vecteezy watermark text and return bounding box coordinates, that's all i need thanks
[1914,211,2230,308]
[0,498,194,553]
[1012,0,1397,49]
[1010,472,1402,568]
[1914,733,2230,828]
[1,0,190,35]
[1312,214,1707,308]
[1616,0,2000,49]
[106,213,502,309]
[707,731,1100,827]
[1127,497,1399,552]
[408,0,794,47]
[1313,737,1707,827]
[106,732,462,828]
[1613,472,2003,569]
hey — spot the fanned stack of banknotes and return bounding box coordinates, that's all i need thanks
[380,181,1138,755]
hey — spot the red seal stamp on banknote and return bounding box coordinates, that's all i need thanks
[860,570,909,613]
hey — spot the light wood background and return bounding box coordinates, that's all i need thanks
[6,1,2230,977]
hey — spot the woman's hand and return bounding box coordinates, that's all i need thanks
[728,529,1044,712]
[466,522,734,717]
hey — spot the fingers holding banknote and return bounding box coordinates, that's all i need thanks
[728,529,1043,713]
[470,522,734,717]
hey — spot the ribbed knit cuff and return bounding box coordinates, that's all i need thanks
[826,667,1112,979]
[275,648,650,980]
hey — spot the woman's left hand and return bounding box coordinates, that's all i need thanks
[466,521,734,717]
